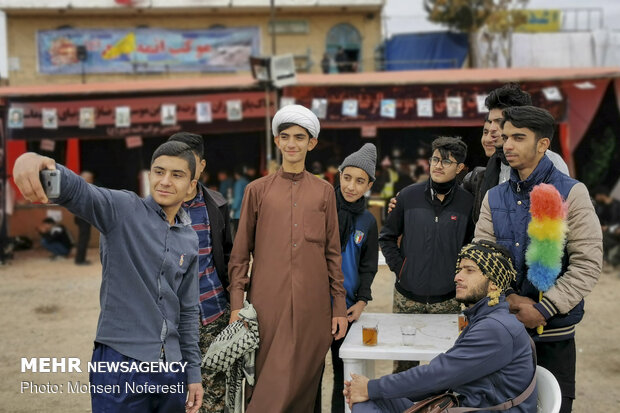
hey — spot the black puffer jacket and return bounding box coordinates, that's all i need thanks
[379,180,474,303]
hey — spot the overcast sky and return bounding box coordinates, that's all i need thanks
[382,0,620,38]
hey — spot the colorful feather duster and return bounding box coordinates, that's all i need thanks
[526,183,567,334]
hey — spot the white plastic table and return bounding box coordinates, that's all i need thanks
[339,312,459,413]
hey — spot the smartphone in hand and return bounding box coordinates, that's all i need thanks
[40,169,61,199]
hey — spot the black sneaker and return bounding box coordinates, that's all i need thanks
[75,260,92,266]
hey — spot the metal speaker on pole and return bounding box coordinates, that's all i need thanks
[250,56,271,86]
[249,54,297,168]
[269,54,296,88]
[250,54,297,88]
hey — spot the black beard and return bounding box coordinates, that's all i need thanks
[456,280,490,306]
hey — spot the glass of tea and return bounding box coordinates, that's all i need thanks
[458,314,468,333]
[362,322,378,346]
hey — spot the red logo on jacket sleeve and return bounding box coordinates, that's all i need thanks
[451,215,457,221]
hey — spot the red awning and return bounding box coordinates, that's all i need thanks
[563,78,610,155]
[2,67,619,152]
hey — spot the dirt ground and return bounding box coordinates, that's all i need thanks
[0,248,619,413]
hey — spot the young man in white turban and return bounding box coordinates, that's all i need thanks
[228,104,348,412]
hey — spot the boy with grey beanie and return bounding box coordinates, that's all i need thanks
[322,143,380,412]
[339,143,377,182]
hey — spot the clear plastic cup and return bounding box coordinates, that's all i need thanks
[401,325,416,346]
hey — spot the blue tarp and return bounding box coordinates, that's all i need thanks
[384,32,469,71]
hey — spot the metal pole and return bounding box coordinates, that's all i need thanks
[266,0,276,169]
[265,84,272,167]
[0,112,7,264]
[507,24,513,68]
[270,0,276,55]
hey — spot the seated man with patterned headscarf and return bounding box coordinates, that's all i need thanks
[344,240,538,413]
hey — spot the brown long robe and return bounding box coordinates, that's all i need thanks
[229,168,346,412]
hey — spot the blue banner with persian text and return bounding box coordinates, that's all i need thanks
[37,27,260,74]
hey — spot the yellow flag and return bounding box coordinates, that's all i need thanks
[103,32,136,60]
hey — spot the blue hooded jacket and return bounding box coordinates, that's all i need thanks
[367,296,537,412]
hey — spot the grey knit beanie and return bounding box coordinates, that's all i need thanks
[339,143,377,182]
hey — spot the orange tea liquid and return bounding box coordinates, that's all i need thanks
[458,315,468,332]
[362,326,378,346]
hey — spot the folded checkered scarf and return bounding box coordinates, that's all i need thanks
[202,301,259,413]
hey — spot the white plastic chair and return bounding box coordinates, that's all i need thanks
[536,366,562,413]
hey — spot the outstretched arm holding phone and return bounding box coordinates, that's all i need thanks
[13,145,203,413]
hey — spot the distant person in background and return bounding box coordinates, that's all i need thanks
[231,166,249,239]
[74,170,94,266]
[266,159,280,176]
[373,156,398,201]
[38,217,72,260]
[593,185,620,225]
[592,185,620,267]
[0,166,16,264]
[245,166,259,182]
[412,165,427,183]
[311,161,326,180]
[200,170,219,192]
[413,145,431,175]
[217,170,234,205]
[321,52,331,74]
[324,161,340,186]
[335,47,348,73]
[393,159,414,195]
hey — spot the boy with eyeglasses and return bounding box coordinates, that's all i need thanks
[379,136,474,373]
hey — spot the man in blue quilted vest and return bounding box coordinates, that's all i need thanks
[475,105,602,413]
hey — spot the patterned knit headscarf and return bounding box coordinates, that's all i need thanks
[456,240,517,306]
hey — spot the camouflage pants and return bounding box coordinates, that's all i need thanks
[392,289,461,373]
[198,306,231,413]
